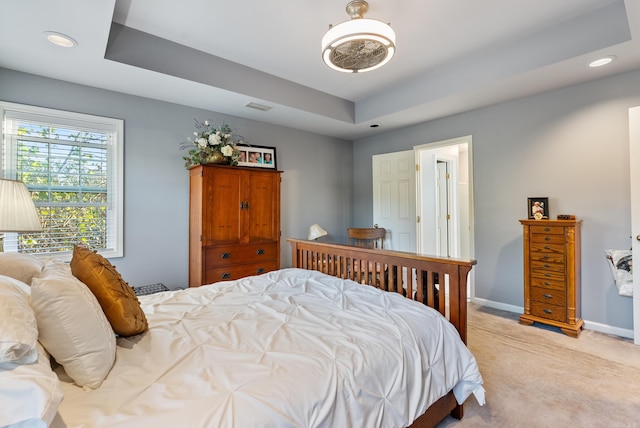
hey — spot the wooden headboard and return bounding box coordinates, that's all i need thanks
[288,239,476,344]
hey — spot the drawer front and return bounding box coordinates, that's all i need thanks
[531,233,565,244]
[530,251,565,264]
[531,269,565,282]
[531,276,566,291]
[205,261,278,284]
[531,286,566,307]
[531,301,566,323]
[205,243,277,268]
[530,260,565,273]
[530,225,565,235]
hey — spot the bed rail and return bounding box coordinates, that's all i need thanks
[288,239,476,344]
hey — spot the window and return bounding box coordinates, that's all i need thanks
[1,101,123,259]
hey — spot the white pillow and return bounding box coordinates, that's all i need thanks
[0,275,38,364]
[31,259,116,389]
[0,252,43,285]
[0,342,64,427]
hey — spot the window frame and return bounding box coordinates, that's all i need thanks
[1,101,124,259]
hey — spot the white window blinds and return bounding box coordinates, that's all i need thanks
[1,101,123,258]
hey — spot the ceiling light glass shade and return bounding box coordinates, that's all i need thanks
[322,1,396,73]
[307,224,328,240]
[0,179,42,232]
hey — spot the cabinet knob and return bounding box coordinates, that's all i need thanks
[544,227,550,232]
[637,235,640,241]
[256,249,265,255]
[221,252,231,259]
[544,237,551,241]
[256,268,265,274]
[221,273,231,279]
[543,293,552,299]
[543,308,553,314]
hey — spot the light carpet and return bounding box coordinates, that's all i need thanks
[437,304,640,427]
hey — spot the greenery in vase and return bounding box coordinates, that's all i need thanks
[180,119,244,168]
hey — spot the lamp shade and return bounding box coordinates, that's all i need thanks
[0,179,42,232]
[307,224,328,241]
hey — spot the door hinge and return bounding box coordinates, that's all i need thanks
[446,173,450,179]
[416,216,421,223]
[447,214,451,220]
[415,164,420,171]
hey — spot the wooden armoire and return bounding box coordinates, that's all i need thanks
[189,164,281,287]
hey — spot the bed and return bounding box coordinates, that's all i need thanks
[0,241,483,428]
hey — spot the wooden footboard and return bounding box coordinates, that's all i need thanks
[288,239,477,427]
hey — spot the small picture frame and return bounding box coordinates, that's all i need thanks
[236,145,277,169]
[528,197,549,220]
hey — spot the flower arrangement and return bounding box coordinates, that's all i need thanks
[181,119,244,168]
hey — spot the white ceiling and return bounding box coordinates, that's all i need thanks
[1,0,639,140]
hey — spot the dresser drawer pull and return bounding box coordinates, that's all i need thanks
[544,237,551,241]
[544,281,551,286]
[543,255,550,259]
[256,249,265,255]
[544,246,550,250]
[221,252,231,259]
[221,273,231,279]
[544,227,550,232]
[256,268,265,274]
[543,308,553,314]
[543,293,552,299]
[544,273,551,277]
[544,263,550,268]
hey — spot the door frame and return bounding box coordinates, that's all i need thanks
[629,106,640,345]
[415,136,475,295]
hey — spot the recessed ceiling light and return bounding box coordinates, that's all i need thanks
[589,56,616,68]
[43,31,77,48]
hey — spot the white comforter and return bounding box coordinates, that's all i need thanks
[53,268,484,428]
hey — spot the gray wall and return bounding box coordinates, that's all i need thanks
[354,69,640,331]
[0,68,354,289]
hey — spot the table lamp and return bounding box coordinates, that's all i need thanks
[0,179,42,251]
[307,224,328,241]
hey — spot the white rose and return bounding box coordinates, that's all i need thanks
[214,132,222,143]
[221,145,233,157]
[193,131,198,136]
[204,120,210,126]
[197,138,208,148]
[208,134,217,144]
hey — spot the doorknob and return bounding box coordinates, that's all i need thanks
[637,235,640,241]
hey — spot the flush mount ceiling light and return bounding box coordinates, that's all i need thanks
[321,1,396,73]
[43,31,77,48]
[589,56,616,68]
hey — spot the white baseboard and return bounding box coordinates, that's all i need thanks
[469,297,634,340]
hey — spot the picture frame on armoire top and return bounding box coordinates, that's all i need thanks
[527,197,548,220]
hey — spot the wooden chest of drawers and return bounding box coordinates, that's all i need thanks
[519,219,583,337]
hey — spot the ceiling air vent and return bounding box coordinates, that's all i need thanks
[245,102,272,112]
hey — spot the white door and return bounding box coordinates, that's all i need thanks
[629,106,640,345]
[372,151,416,252]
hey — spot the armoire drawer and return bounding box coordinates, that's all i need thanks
[204,261,278,284]
[204,243,278,268]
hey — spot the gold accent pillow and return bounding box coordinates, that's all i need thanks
[70,245,148,337]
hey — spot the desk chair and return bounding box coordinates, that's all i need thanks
[347,227,386,285]
[347,227,386,249]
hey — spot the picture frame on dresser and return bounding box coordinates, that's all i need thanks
[237,144,277,169]
[527,197,549,219]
